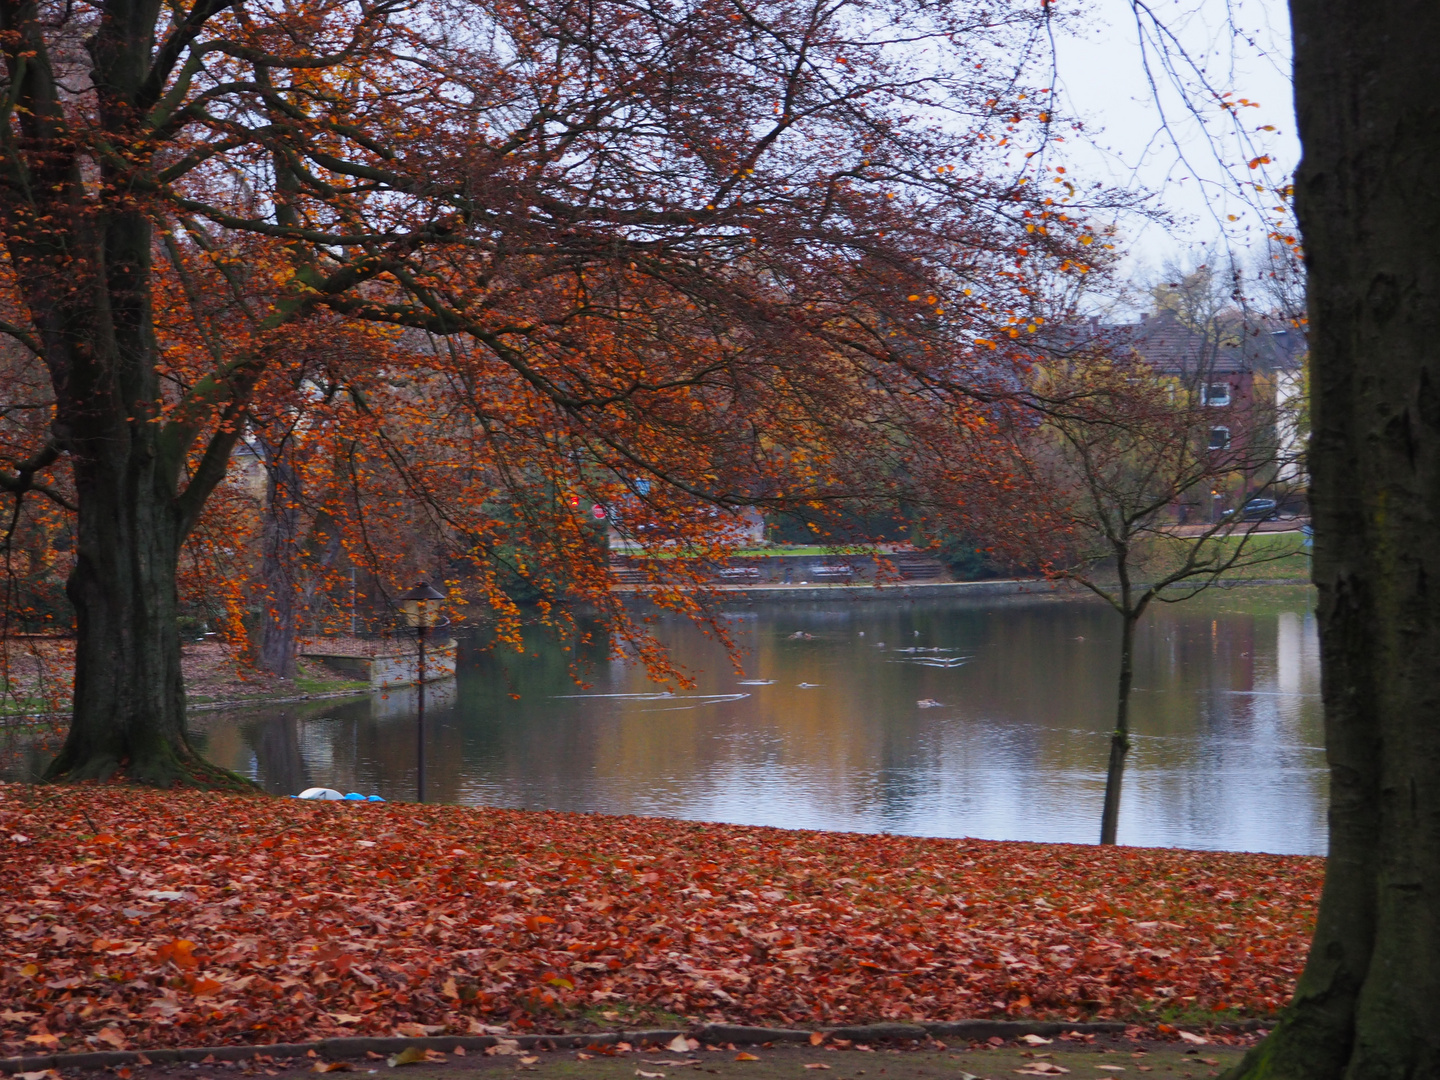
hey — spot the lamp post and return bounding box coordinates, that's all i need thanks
[398,581,446,803]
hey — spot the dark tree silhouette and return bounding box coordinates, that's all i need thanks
[1226,0,1440,1075]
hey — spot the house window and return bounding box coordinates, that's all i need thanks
[1205,382,1232,406]
[1209,426,1231,450]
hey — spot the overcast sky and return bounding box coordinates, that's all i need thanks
[1050,0,1298,300]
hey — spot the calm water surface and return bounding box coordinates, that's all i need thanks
[175,586,1326,855]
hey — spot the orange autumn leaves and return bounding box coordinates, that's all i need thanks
[2,0,1112,722]
[0,785,1319,1055]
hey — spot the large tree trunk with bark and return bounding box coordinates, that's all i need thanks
[1228,1,1440,1075]
[47,434,192,783]
[30,215,239,787]
[0,0,253,787]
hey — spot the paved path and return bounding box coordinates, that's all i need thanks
[113,1035,1247,1080]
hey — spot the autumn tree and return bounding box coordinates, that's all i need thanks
[0,0,1107,783]
[1150,254,1246,345]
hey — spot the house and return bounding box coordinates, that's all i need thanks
[1055,309,1308,489]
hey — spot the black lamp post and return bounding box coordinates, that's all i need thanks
[398,580,446,803]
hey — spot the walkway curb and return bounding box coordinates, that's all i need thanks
[0,1020,1139,1073]
[619,579,1066,603]
[615,577,1311,604]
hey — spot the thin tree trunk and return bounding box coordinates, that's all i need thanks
[255,451,302,678]
[1226,0,1440,1075]
[1099,611,1136,845]
[256,572,299,678]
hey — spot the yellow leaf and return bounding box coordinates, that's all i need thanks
[387,1048,427,1068]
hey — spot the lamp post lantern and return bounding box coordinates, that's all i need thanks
[398,580,446,803]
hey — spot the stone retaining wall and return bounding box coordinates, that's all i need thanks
[302,639,457,689]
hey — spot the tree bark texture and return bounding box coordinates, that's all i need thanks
[1,0,249,786]
[49,421,190,784]
[1228,1,1440,1075]
[255,452,302,679]
[30,212,236,787]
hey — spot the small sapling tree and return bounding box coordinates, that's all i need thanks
[1012,346,1305,844]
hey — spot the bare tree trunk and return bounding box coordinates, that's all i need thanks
[255,450,302,678]
[1227,0,1440,1074]
[1099,611,1136,845]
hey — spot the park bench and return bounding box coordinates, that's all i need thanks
[717,566,762,581]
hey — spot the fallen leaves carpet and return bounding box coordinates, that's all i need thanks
[0,784,1320,1056]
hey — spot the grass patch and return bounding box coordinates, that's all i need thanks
[1155,1000,1254,1027]
[1132,530,1311,586]
[0,695,62,716]
[294,675,370,694]
[1210,531,1311,580]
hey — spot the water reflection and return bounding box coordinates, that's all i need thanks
[176,586,1325,855]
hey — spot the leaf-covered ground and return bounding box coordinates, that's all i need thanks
[0,785,1321,1056]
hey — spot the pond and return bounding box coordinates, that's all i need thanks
[170,585,1325,855]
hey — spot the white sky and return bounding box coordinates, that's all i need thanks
[1049,0,1298,301]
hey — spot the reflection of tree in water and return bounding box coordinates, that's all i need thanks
[243,715,311,795]
[183,594,1324,850]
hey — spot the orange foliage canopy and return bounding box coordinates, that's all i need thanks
[0,785,1319,1052]
[2,0,1114,766]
